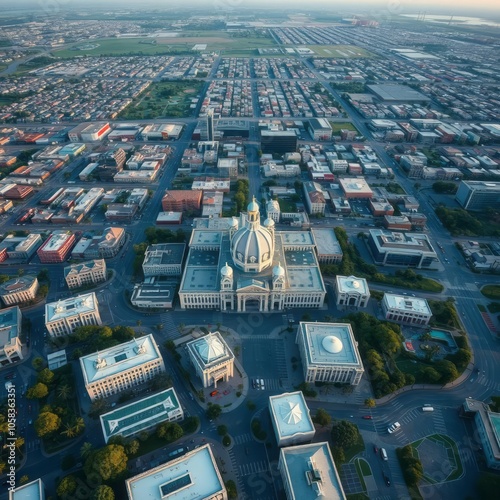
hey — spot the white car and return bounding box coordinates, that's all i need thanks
[387,422,401,434]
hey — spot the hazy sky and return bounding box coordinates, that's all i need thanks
[2,0,499,16]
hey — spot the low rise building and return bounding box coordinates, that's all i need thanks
[0,306,23,366]
[73,227,125,259]
[64,259,107,289]
[100,388,183,443]
[162,190,202,213]
[382,293,432,325]
[37,230,76,263]
[279,442,346,500]
[202,191,224,217]
[80,334,165,401]
[334,276,370,309]
[266,199,280,222]
[156,211,183,225]
[142,243,186,277]
[217,158,238,177]
[130,278,176,309]
[296,322,364,386]
[311,228,342,264]
[339,177,373,199]
[0,233,42,260]
[303,181,326,215]
[45,293,102,337]
[269,391,315,447]
[125,444,227,500]
[367,229,439,269]
[186,331,235,389]
[8,478,45,500]
[0,275,39,306]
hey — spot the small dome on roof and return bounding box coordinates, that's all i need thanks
[273,263,285,276]
[264,218,275,227]
[221,262,233,277]
[322,335,343,354]
[247,198,259,212]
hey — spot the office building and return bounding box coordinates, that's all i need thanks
[45,293,102,337]
[306,118,333,141]
[100,388,183,443]
[142,243,186,277]
[339,178,373,199]
[382,293,432,325]
[334,276,370,309]
[161,190,202,213]
[0,233,42,260]
[296,322,364,386]
[125,444,227,500]
[37,230,76,263]
[269,392,315,447]
[311,229,342,264]
[303,182,326,215]
[0,275,39,306]
[64,259,107,289]
[130,278,176,309]
[186,332,235,389]
[0,306,23,366]
[455,181,500,211]
[367,229,439,269]
[279,442,346,500]
[80,334,165,401]
[261,130,297,155]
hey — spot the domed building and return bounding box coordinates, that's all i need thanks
[334,275,370,309]
[179,199,326,312]
[296,322,364,386]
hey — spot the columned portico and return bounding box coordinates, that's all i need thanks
[237,293,268,312]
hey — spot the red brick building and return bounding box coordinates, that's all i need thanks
[1,185,34,200]
[37,231,76,263]
[161,190,202,213]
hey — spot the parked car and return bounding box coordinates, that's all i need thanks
[383,473,391,486]
[362,415,373,420]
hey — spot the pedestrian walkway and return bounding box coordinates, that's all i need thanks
[480,311,497,333]
[160,313,178,340]
[233,433,254,445]
[238,460,269,477]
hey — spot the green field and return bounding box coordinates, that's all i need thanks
[118,80,203,120]
[330,121,359,134]
[481,285,500,300]
[307,45,376,58]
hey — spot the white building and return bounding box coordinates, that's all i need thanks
[100,388,183,443]
[125,444,227,500]
[296,322,364,386]
[279,442,346,500]
[80,334,165,401]
[64,259,107,289]
[0,275,39,306]
[269,392,315,447]
[303,181,326,215]
[142,243,186,277]
[179,200,326,312]
[0,233,42,260]
[266,199,280,223]
[334,275,370,308]
[0,306,23,366]
[8,478,45,500]
[130,279,176,309]
[45,293,102,337]
[186,332,235,389]
[382,293,432,325]
[311,229,343,264]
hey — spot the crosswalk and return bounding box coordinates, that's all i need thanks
[227,448,246,495]
[233,433,254,445]
[238,460,269,477]
[160,313,179,340]
[254,378,283,391]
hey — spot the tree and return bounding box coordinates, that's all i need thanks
[27,383,48,400]
[225,479,238,499]
[89,399,110,419]
[37,368,54,385]
[92,485,115,500]
[80,442,93,460]
[331,420,359,449]
[217,425,228,436]
[57,475,77,498]
[73,417,85,434]
[434,359,459,384]
[57,384,71,401]
[157,422,184,442]
[206,404,222,421]
[330,445,345,465]
[19,475,29,485]
[14,437,25,450]
[35,411,61,437]
[85,444,128,481]
[314,408,332,427]
[61,423,77,438]
[126,439,140,456]
[364,398,376,408]
[32,357,45,371]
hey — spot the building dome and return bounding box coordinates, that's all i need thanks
[196,335,226,363]
[273,263,285,277]
[264,218,275,228]
[350,279,360,289]
[231,199,275,273]
[221,262,233,278]
[322,335,343,354]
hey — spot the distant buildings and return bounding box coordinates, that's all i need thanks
[269,392,315,447]
[367,229,439,269]
[125,444,227,500]
[0,306,23,366]
[186,332,235,389]
[45,293,102,337]
[455,181,500,211]
[71,227,125,259]
[382,293,432,326]
[80,334,165,401]
[279,442,346,500]
[64,259,107,289]
[261,130,297,155]
[0,233,42,261]
[334,276,370,309]
[296,322,364,386]
[37,230,76,263]
[100,388,183,443]
[0,275,39,306]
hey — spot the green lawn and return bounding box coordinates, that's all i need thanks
[487,302,500,313]
[330,121,359,134]
[277,198,297,213]
[344,432,365,462]
[353,459,368,492]
[481,285,500,300]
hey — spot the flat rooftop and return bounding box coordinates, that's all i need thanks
[269,391,314,439]
[281,231,314,246]
[143,243,186,266]
[384,294,431,315]
[9,478,44,500]
[299,322,362,367]
[0,306,20,343]
[311,229,342,256]
[190,230,222,247]
[280,442,346,500]
[100,388,182,442]
[126,444,225,500]
[367,83,431,103]
[80,334,162,385]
